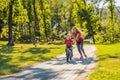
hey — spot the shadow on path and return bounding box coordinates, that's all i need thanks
[0,46,97,80]
[0,68,58,80]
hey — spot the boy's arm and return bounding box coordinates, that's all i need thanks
[64,40,66,44]
[71,32,74,38]
[71,39,75,44]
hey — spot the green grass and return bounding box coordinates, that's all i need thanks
[89,43,120,80]
[0,41,65,75]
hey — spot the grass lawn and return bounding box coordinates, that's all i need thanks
[89,43,120,80]
[0,41,65,75]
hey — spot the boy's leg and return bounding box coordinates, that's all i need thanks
[66,48,69,62]
[70,46,73,57]
[69,47,73,60]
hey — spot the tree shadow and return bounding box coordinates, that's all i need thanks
[0,67,58,80]
[0,55,19,75]
[97,53,120,61]
[0,55,11,64]
[73,57,97,77]
[19,55,51,62]
[23,48,50,54]
[48,47,61,49]
[49,41,63,45]
[44,56,78,65]
[0,45,13,53]
[66,60,78,64]
[45,57,66,65]
[46,56,97,66]
[73,57,97,65]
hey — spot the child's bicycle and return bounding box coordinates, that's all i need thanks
[66,47,73,62]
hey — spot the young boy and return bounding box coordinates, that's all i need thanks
[64,34,73,62]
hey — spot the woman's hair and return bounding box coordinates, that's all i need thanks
[72,26,77,32]
[72,26,84,35]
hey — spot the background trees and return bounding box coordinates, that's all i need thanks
[94,0,120,44]
[0,0,120,45]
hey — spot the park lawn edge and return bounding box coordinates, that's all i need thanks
[88,43,120,80]
[0,41,66,75]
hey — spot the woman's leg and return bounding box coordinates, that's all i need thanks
[80,41,85,54]
[80,41,87,57]
[76,42,83,57]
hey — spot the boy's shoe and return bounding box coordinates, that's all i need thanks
[70,56,72,60]
[66,58,69,62]
[66,60,68,62]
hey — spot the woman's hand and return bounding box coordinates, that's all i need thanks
[76,33,80,41]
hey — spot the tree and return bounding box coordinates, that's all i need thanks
[21,0,34,43]
[64,0,74,29]
[39,0,51,42]
[0,0,9,38]
[7,0,14,46]
[33,0,39,45]
[0,0,119,44]
[49,0,64,39]
[0,20,5,34]
[13,0,29,42]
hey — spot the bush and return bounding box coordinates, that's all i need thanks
[18,35,31,43]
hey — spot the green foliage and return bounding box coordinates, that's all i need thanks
[39,0,51,42]
[0,0,9,11]
[18,35,31,43]
[99,21,120,44]
[0,27,8,38]
[95,1,120,44]
[49,0,65,39]
[0,0,120,44]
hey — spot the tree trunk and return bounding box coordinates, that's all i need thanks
[90,25,95,44]
[87,20,95,44]
[110,0,113,23]
[92,34,95,44]
[43,9,48,42]
[83,0,86,9]
[40,0,48,42]
[33,0,38,45]
[28,22,32,42]
[7,0,14,46]
[110,0,114,43]
[69,5,73,28]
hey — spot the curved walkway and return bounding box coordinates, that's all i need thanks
[0,46,97,80]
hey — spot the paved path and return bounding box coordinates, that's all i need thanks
[0,46,97,80]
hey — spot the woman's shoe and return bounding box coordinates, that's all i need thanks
[80,56,83,59]
[84,54,87,58]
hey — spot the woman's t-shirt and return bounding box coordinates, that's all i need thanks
[72,30,83,43]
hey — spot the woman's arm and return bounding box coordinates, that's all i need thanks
[76,31,81,40]
[76,34,79,40]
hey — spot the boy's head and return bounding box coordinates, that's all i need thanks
[66,34,71,39]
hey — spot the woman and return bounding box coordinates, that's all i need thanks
[71,27,87,59]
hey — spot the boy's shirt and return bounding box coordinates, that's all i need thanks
[64,39,73,46]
